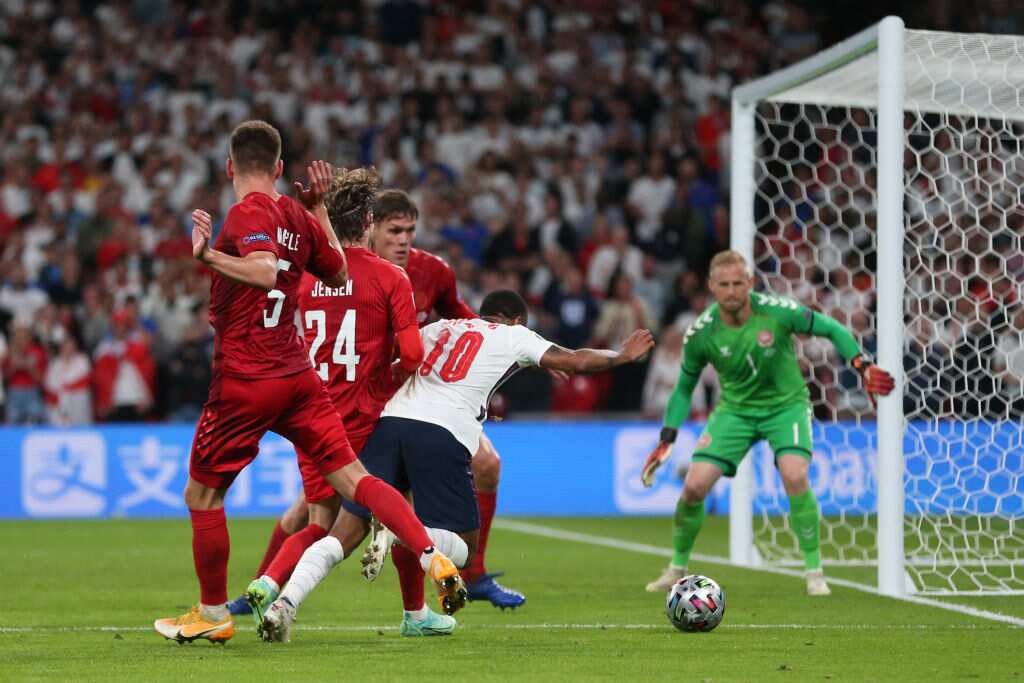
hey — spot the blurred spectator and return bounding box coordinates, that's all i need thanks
[587,224,643,295]
[484,205,541,277]
[163,311,212,422]
[592,273,658,411]
[627,155,675,248]
[3,325,47,424]
[43,335,92,426]
[543,267,599,349]
[93,308,156,422]
[0,262,50,327]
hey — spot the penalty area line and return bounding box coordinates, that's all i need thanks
[493,519,1024,629]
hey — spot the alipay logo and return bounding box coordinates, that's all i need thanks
[21,432,106,517]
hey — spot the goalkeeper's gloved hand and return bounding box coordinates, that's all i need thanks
[852,354,895,408]
[641,427,678,488]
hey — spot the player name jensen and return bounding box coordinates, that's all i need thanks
[310,279,353,297]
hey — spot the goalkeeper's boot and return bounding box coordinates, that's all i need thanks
[426,551,468,615]
[645,565,687,593]
[465,572,526,610]
[259,597,297,643]
[361,516,394,582]
[154,605,234,644]
[400,608,457,637]
[244,576,280,627]
[805,570,832,596]
[227,594,252,616]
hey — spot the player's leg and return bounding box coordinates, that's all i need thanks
[228,493,309,616]
[765,404,829,595]
[155,377,272,643]
[277,375,456,579]
[463,434,526,609]
[646,408,754,592]
[394,419,479,634]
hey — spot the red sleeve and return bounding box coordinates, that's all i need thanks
[222,204,279,258]
[396,326,424,371]
[434,260,477,319]
[303,208,344,281]
[389,269,419,333]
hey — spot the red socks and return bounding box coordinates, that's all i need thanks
[190,508,229,606]
[354,476,433,555]
[463,490,496,581]
[264,523,327,586]
[392,544,426,611]
[254,520,291,579]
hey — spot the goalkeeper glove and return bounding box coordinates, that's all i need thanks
[851,354,895,408]
[641,427,677,488]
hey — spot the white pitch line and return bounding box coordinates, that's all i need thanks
[493,519,1024,629]
[0,623,1004,635]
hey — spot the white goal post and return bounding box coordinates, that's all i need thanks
[730,16,1024,597]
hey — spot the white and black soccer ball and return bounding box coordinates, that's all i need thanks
[665,574,725,632]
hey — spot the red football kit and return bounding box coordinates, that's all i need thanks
[189,192,354,490]
[295,246,418,502]
[405,248,477,326]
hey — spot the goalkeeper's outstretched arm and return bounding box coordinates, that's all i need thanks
[642,365,702,487]
[803,309,895,405]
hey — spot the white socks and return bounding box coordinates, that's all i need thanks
[200,603,229,621]
[279,536,345,609]
[404,605,429,620]
[426,528,469,568]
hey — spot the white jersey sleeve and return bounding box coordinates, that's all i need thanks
[381,319,554,453]
[509,324,554,367]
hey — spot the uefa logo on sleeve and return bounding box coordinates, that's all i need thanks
[21,432,107,517]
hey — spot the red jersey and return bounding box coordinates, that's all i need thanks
[405,247,476,327]
[209,192,343,379]
[298,246,417,427]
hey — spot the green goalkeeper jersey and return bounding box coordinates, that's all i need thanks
[663,292,863,424]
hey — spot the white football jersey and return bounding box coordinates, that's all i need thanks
[382,318,554,452]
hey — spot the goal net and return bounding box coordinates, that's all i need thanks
[732,19,1024,595]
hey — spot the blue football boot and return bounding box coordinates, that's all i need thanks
[465,572,526,610]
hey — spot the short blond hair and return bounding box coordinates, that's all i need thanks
[709,250,750,276]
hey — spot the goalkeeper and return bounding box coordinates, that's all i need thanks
[642,250,894,596]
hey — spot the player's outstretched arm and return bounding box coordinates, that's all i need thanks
[192,209,278,291]
[538,329,654,374]
[295,160,348,287]
[804,311,895,407]
[641,366,701,487]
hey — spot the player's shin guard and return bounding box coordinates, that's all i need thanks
[788,489,822,571]
[392,544,427,611]
[264,523,327,587]
[279,536,345,609]
[354,476,433,554]
[427,528,469,568]
[672,500,705,569]
[253,520,291,579]
[190,508,230,606]
[462,490,495,580]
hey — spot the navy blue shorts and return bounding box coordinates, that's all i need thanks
[342,416,480,533]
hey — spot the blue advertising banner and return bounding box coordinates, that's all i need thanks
[0,421,1019,519]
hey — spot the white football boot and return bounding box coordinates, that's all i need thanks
[805,569,832,596]
[645,565,688,593]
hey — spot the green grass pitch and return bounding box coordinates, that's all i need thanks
[2,516,1021,682]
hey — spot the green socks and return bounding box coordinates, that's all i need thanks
[671,500,705,568]
[788,489,822,571]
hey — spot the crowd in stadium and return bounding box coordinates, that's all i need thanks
[1,0,1021,425]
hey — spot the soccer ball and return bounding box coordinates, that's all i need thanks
[665,575,725,632]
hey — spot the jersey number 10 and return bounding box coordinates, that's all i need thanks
[304,309,361,381]
[420,329,483,382]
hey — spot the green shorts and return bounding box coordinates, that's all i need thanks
[691,403,813,477]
